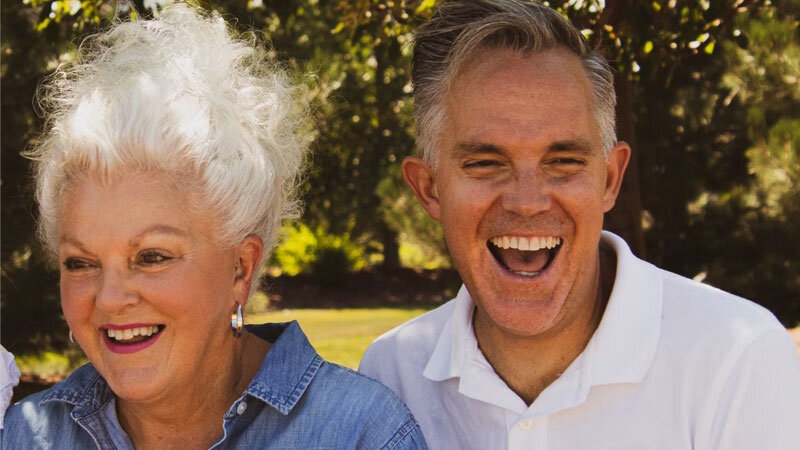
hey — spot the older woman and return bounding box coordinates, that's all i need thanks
[3,5,426,449]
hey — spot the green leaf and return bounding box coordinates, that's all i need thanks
[704,41,715,54]
[414,0,436,15]
[644,41,654,54]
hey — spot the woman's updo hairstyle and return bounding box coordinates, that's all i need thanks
[28,4,309,272]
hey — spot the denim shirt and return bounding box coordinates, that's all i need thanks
[2,321,427,449]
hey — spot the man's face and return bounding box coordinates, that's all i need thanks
[404,47,629,337]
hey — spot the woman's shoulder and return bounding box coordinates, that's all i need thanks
[307,361,428,448]
[3,364,107,449]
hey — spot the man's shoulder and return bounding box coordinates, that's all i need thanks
[659,268,782,332]
[654,267,788,360]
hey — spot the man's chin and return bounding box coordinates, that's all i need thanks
[472,288,567,338]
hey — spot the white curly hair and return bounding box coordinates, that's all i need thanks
[27,4,309,281]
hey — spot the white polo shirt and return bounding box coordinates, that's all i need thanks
[360,232,800,449]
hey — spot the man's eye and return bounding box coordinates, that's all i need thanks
[63,258,93,271]
[550,158,584,166]
[464,160,500,168]
[137,250,171,265]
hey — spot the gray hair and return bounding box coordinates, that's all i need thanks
[28,5,309,280]
[413,0,617,164]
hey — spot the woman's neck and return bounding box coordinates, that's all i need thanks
[116,332,270,449]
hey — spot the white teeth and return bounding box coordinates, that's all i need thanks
[512,269,539,277]
[490,236,561,251]
[106,325,160,341]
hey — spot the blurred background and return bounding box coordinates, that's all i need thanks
[3,0,799,394]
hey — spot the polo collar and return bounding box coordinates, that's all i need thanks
[422,231,663,397]
[423,285,473,382]
[587,231,662,385]
[40,321,323,418]
[243,321,324,415]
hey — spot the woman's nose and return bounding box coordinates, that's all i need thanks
[95,268,139,314]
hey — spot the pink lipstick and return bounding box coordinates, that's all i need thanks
[100,324,164,354]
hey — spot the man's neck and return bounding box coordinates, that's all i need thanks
[474,245,617,406]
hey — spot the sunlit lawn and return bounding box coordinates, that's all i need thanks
[16,308,431,377]
[248,308,430,369]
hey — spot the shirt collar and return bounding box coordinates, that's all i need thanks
[423,285,474,382]
[243,321,324,415]
[39,363,114,419]
[39,321,323,418]
[423,231,663,390]
[587,231,662,385]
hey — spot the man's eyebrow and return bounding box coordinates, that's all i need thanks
[451,142,507,159]
[547,139,597,155]
[129,224,189,246]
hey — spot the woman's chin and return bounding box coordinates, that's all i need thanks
[103,367,171,403]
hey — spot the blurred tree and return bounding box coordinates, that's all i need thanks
[3,0,799,357]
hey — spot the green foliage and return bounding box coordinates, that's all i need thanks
[15,349,87,378]
[3,0,800,359]
[271,224,366,277]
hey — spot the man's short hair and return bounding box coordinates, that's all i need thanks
[412,0,617,164]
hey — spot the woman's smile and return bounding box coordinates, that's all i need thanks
[100,324,165,354]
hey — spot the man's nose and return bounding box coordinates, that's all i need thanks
[95,267,139,314]
[501,169,552,217]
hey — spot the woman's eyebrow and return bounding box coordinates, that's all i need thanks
[59,235,92,254]
[128,224,189,247]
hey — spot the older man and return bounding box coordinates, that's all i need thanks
[359,0,800,448]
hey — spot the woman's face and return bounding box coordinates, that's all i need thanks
[58,172,241,403]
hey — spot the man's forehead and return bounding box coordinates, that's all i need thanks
[439,46,602,158]
[451,46,590,91]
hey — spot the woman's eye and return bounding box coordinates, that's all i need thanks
[63,258,93,271]
[137,251,171,265]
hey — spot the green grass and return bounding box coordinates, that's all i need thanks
[15,348,87,378]
[16,308,430,377]
[248,308,429,369]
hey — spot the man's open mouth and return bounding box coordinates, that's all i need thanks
[487,235,562,277]
[103,325,165,345]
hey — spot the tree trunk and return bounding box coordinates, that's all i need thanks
[379,221,401,270]
[604,75,646,258]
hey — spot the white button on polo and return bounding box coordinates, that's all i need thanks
[518,419,534,430]
[236,401,247,415]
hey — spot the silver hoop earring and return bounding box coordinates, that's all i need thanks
[231,303,243,337]
[69,330,75,345]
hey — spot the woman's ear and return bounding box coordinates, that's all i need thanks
[233,235,264,307]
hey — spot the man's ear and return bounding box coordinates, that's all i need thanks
[603,142,631,212]
[232,235,264,307]
[402,156,442,221]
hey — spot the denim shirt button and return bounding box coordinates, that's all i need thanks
[236,401,247,415]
